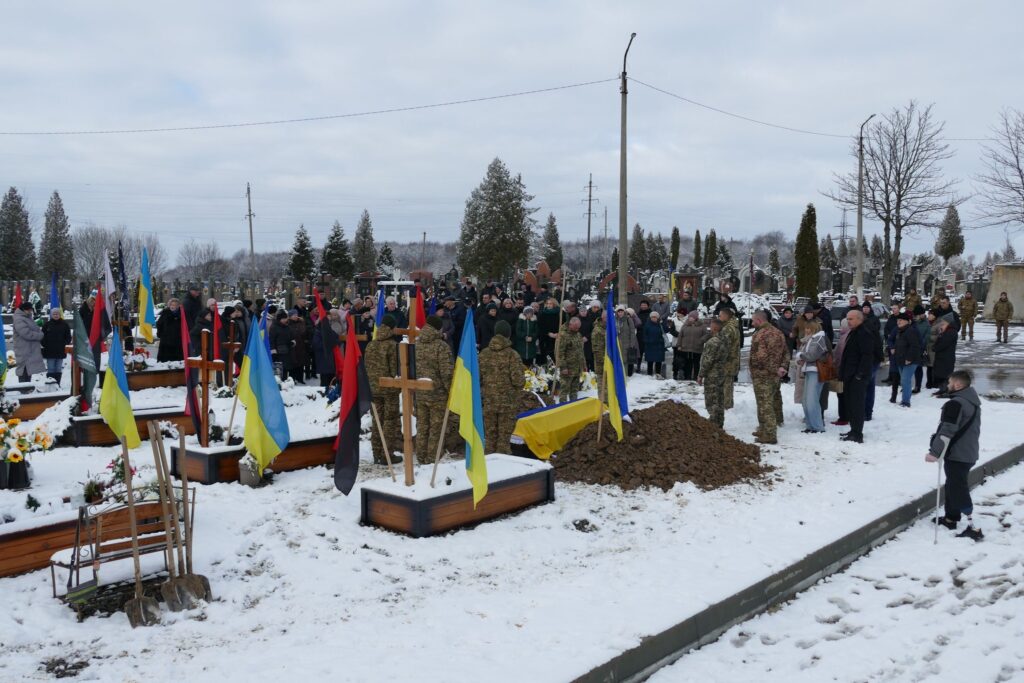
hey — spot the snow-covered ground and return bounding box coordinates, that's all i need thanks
[653,462,1024,683]
[1,333,1023,682]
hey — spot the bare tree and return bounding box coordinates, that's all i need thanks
[137,233,167,279]
[72,223,112,280]
[976,109,1024,232]
[827,101,960,303]
[177,240,226,283]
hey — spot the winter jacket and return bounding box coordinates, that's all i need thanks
[514,314,539,362]
[497,306,519,334]
[311,320,341,377]
[932,328,957,379]
[415,325,453,402]
[796,331,830,374]
[479,335,524,408]
[893,324,923,367]
[713,298,738,317]
[925,321,941,367]
[268,321,297,370]
[904,292,922,312]
[816,309,835,344]
[861,310,883,364]
[677,319,710,354]
[182,292,203,330]
[156,308,184,361]
[476,313,499,350]
[537,306,561,340]
[776,314,797,350]
[189,316,214,356]
[384,307,407,331]
[749,323,790,381]
[641,319,667,363]
[290,317,310,368]
[884,316,899,353]
[12,309,45,375]
[676,297,698,315]
[364,325,399,397]
[838,325,874,383]
[957,296,978,319]
[614,314,639,355]
[651,301,671,320]
[929,386,981,465]
[937,306,960,333]
[41,318,71,359]
[992,298,1014,322]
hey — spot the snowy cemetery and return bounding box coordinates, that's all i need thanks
[0,262,1022,681]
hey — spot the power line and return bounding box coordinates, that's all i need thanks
[0,78,618,136]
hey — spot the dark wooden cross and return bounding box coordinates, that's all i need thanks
[66,344,79,396]
[185,329,225,448]
[378,342,433,486]
[220,321,243,389]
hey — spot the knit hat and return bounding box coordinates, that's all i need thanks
[426,315,442,330]
[589,300,601,309]
[289,308,299,317]
[898,311,913,321]
[495,320,512,338]
[486,302,498,311]
[17,302,33,312]
[381,314,396,328]
[803,304,815,314]
[913,304,926,316]
[941,313,956,325]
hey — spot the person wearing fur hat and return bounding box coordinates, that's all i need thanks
[479,319,523,453]
[415,315,453,464]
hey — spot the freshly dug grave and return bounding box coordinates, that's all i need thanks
[553,399,768,491]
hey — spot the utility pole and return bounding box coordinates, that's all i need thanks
[617,32,636,307]
[582,174,597,276]
[420,231,426,272]
[854,114,875,301]
[245,183,256,279]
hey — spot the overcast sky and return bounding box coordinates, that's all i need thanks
[2,1,1022,267]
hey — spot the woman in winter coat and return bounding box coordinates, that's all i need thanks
[476,302,499,350]
[614,305,639,377]
[931,317,957,397]
[288,309,310,379]
[776,307,797,352]
[536,298,561,365]
[514,306,539,365]
[641,311,667,376]
[269,311,299,382]
[675,311,710,381]
[636,300,652,372]
[497,297,519,337]
[311,310,342,387]
[924,309,941,389]
[12,303,45,382]
[892,312,922,407]
[41,308,71,385]
[794,320,829,433]
[156,299,184,361]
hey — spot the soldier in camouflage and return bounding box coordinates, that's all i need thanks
[591,312,606,397]
[415,315,453,464]
[748,310,790,444]
[717,307,741,409]
[557,316,586,402]
[479,320,524,453]
[364,314,401,465]
[957,292,978,341]
[698,318,729,428]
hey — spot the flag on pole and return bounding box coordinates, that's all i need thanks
[12,283,22,309]
[210,300,222,360]
[89,285,106,349]
[428,295,437,316]
[103,254,117,317]
[180,301,202,435]
[260,304,272,359]
[373,286,385,338]
[49,273,61,313]
[138,248,156,343]
[73,310,98,412]
[99,328,141,449]
[448,307,488,507]
[237,307,291,474]
[117,241,130,318]
[412,284,427,329]
[602,287,630,441]
[333,322,372,494]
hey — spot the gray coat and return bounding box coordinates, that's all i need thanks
[12,309,45,376]
[928,386,981,465]
[651,301,671,320]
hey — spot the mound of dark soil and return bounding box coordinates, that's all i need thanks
[553,399,768,491]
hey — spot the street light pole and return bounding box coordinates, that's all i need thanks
[617,32,636,307]
[854,113,875,301]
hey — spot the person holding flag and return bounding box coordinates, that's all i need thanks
[137,248,157,344]
[99,328,141,449]
[448,307,488,507]
[237,302,291,476]
[601,288,630,441]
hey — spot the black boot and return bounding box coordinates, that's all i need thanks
[889,385,898,403]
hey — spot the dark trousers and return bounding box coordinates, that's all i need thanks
[944,459,973,521]
[865,364,879,419]
[844,376,867,438]
[926,366,934,388]
[837,390,846,421]
[647,361,663,376]
[914,365,923,391]
[675,351,701,381]
[538,338,555,366]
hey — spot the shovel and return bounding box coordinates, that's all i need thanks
[178,431,213,600]
[120,438,161,627]
[148,423,195,610]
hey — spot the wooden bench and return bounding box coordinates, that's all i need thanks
[49,498,183,601]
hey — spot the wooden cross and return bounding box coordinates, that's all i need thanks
[185,329,225,447]
[393,326,420,344]
[378,342,433,486]
[220,321,243,389]
[66,344,79,396]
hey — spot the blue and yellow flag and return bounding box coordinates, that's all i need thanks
[448,307,487,506]
[603,288,630,441]
[238,307,290,474]
[373,286,386,339]
[138,248,157,343]
[100,328,141,448]
[49,272,61,313]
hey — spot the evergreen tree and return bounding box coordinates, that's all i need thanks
[836,238,850,268]
[320,220,355,281]
[794,203,819,299]
[644,232,660,270]
[669,226,681,270]
[705,230,718,273]
[693,229,702,269]
[377,243,395,275]
[870,234,884,267]
[610,247,619,272]
[456,157,537,279]
[0,187,36,280]
[819,234,838,271]
[715,243,733,272]
[768,247,781,277]
[934,205,965,264]
[1004,235,1018,262]
[352,209,377,273]
[628,223,647,271]
[39,191,75,278]
[541,213,563,271]
[288,224,316,280]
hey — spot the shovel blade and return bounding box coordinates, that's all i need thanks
[124,597,161,628]
[65,578,99,605]
[183,574,213,602]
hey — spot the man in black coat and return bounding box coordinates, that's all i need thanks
[811,300,834,344]
[861,302,884,421]
[182,284,203,331]
[838,309,875,443]
[931,317,958,398]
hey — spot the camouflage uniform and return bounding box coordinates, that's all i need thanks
[992,297,1014,343]
[749,322,790,442]
[556,327,586,402]
[364,325,400,464]
[957,295,978,340]
[591,323,606,397]
[904,291,922,313]
[698,333,729,427]
[479,335,524,453]
[719,317,742,409]
[414,325,453,464]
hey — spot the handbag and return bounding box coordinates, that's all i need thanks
[815,353,837,382]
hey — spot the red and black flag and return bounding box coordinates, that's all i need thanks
[180,302,202,436]
[334,321,372,494]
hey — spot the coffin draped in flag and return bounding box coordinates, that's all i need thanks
[99,328,141,448]
[448,307,487,507]
[237,310,290,474]
[333,323,372,494]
